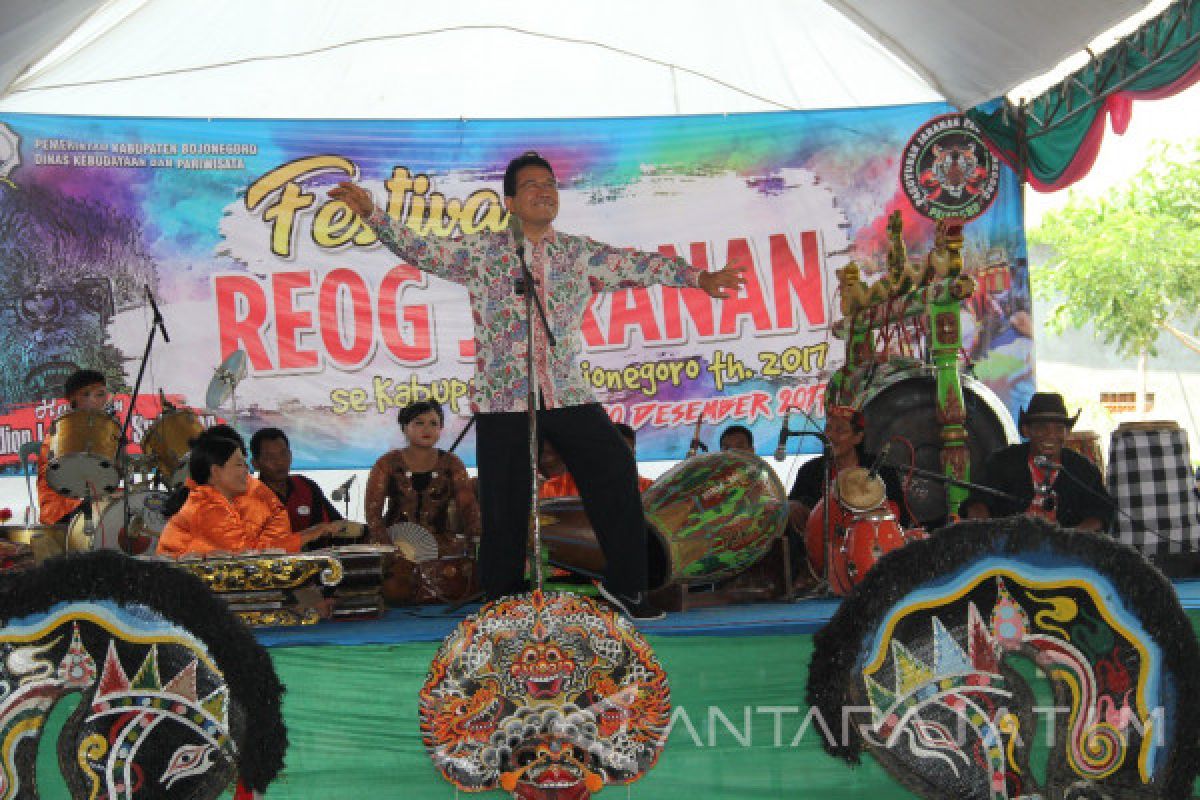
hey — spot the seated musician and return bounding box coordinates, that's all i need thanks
[962,392,1112,532]
[540,423,653,498]
[37,368,110,525]
[364,401,482,547]
[159,429,326,557]
[193,424,298,540]
[788,405,910,529]
[249,427,345,547]
[718,425,755,454]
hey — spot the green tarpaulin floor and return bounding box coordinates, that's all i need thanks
[33,611,1200,798]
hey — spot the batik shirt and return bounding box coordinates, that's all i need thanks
[366,210,703,413]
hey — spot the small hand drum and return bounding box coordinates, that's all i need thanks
[833,467,886,514]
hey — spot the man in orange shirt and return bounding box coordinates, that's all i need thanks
[37,369,110,525]
[540,424,654,498]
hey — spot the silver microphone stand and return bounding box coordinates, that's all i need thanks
[513,224,557,593]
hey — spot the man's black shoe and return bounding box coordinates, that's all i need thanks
[596,583,666,621]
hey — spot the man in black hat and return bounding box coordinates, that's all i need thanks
[962,392,1112,531]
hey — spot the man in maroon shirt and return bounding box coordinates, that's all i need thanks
[249,428,344,545]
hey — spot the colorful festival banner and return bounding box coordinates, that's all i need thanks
[0,106,1032,470]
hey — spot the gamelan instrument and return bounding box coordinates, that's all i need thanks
[540,451,788,590]
[44,409,122,498]
[167,544,392,626]
[804,466,925,596]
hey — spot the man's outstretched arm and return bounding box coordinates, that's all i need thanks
[329,181,477,285]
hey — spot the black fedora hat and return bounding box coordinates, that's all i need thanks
[1018,392,1080,430]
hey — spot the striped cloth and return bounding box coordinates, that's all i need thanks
[1106,424,1200,556]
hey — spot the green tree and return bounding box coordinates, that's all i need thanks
[1029,139,1200,407]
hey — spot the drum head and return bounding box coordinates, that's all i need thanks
[47,454,121,498]
[642,450,787,586]
[835,467,885,512]
[46,410,122,498]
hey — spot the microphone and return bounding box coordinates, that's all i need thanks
[774,414,793,461]
[331,474,356,503]
[868,442,892,479]
[1032,456,1060,470]
[510,213,528,295]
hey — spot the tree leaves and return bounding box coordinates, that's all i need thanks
[1029,139,1200,359]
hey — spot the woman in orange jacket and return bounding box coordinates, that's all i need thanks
[159,433,322,557]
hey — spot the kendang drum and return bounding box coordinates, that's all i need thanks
[539,496,672,588]
[642,450,788,586]
[142,408,204,487]
[44,409,122,498]
[68,486,169,555]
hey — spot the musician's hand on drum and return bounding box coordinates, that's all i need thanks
[697,263,748,299]
[328,182,376,218]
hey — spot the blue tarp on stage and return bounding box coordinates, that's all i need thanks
[254,579,1200,648]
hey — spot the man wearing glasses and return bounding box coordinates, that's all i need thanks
[962,392,1111,532]
[331,152,746,619]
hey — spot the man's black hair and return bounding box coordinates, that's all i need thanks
[503,151,555,198]
[719,424,755,448]
[63,369,106,399]
[249,427,289,459]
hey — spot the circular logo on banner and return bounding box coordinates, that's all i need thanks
[900,114,1000,220]
[0,122,21,187]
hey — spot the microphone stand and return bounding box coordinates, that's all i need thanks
[118,286,171,548]
[447,414,476,454]
[879,459,1023,505]
[513,234,556,594]
[787,407,836,597]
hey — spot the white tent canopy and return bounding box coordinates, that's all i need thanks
[0,0,1159,118]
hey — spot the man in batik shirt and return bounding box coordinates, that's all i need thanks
[331,152,744,619]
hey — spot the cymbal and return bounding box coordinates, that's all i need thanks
[205,349,248,409]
